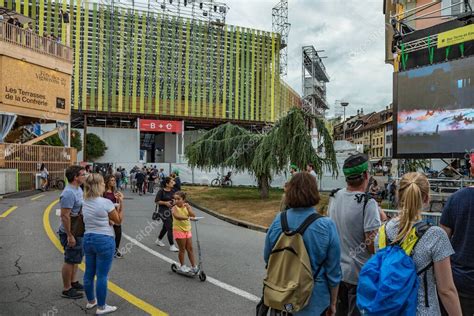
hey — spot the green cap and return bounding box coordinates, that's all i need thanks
[343,153,368,178]
[290,164,298,171]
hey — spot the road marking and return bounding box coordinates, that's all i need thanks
[0,206,18,218]
[31,194,45,201]
[43,200,167,316]
[122,233,261,303]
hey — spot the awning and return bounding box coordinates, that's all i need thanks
[0,6,34,25]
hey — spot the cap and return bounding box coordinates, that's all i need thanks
[290,164,298,171]
[343,153,369,179]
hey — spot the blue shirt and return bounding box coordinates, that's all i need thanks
[264,208,342,315]
[440,187,474,296]
[58,184,83,233]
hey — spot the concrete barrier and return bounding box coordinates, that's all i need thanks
[0,169,18,195]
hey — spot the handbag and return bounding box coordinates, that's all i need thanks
[152,205,160,221]
[70,212,85,237]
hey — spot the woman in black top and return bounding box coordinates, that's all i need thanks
[155,177,178,252]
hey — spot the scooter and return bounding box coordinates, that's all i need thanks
[171,217,207,282]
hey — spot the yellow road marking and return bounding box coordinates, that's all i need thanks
[0,206,18,218]
[43,199,167,316]
[31,194,45,201]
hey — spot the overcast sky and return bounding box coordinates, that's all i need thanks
[224,0,394,117]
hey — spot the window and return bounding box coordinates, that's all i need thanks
[442,0,474,15]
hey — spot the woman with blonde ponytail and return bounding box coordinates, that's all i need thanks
[376,172,461,316]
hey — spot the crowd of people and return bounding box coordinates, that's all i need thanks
[56,163,196,314]
[261,153,474,316]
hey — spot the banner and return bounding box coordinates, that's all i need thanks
[437,24,474,49]
[139,119,183,133]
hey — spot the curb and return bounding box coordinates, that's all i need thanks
[188,200,268,233]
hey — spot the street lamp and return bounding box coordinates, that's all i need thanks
[340,101,349,140]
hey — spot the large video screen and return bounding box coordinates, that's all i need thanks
[394,57,474,158]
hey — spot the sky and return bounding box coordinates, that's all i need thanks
[224,0,394,117]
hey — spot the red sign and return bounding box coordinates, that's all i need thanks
[139,119,183,133]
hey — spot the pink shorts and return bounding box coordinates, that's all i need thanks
[173,230,192,239]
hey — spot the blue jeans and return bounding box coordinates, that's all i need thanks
[83,233,115,307]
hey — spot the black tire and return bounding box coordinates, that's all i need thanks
[210,179,220,187]
[56,180,65,190]
[171,263,178,273]
[199,271,206,282]
[222,179,232,187]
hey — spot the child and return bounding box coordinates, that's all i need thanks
[172,191,198,273]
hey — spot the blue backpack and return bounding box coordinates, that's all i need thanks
[357,221,433,316]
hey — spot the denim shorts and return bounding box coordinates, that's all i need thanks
[59,232,84,264]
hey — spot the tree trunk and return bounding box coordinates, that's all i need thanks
[258,175,270,199]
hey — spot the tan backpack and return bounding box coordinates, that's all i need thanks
[263,211,323,313]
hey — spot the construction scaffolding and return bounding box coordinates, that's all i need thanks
[302,45,329,116]
[272,0,290,77]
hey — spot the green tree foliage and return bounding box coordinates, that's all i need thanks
[71,129,83,152]
[186,107,338,199]
[41,133,63,146]
[86,133,107,161]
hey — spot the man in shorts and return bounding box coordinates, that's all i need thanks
[58,165,86,299]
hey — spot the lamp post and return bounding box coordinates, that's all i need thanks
[340,101,349,140]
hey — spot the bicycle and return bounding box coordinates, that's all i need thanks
[210,172,233,187]
[45,176,65,191]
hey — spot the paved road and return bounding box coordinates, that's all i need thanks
[0,189,268,315]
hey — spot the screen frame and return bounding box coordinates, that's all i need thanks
[393,59,471,159]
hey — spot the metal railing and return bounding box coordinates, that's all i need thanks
[0,21,72,61]
[384,209,442,226]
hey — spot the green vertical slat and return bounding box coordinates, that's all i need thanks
[61,0,66,41]
[234,27,240,120]
[118,9,126,113]
[46,0,51,34]
[239,29,246,120]
[260,31,266,122]
[215,28,222,118]
[161,17,169,115]
[146,13,155,114]
[139,14,146,114]
[227,26,235,119]
[176,18,183,116]
[154,14,162,114]
[256,31,261,122]
[97,6,104,111]
[89,3,97,110]
[169,17,176,115]
[266,32,272,122]
[81,0,89,111]
[202,22,209,118]
[190,21,197,117]
[245,30,251,121]
[38,0,44,35]
[53,1,59,37]
[24,0,29,18]
[110,9,119,112]
[73,0,81,110]
[103,9,109,111]
[271,33,276,122]
[124,10,131,113]
[32,0,37,22]
[131,12,139,113]
[15,0,20,14]
[250,29,256,121]
[208,27,214,118]
[222,26,228,119]
[7,0,12,10]
[184,19,191,116]
[196,22,202,117]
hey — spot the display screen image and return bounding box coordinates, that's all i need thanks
[395,57,474,157]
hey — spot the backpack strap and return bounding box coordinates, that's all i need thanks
[330,188,341,198]
[280,211,323,236]
[280,211,290,233]
[412,221,433,308]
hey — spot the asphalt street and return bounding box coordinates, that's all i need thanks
[0,189,268,315]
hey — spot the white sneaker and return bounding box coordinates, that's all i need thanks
[155,239,165,247]
[96,304,117,315]
[86,300,97,309]
[179,265,191,273]
[169,245,179,252]
[191,266,200,274]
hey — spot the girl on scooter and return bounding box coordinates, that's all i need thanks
[171,191,198,274]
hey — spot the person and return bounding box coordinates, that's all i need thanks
[58,165,87,299]
[85,164,92,174]
[103,175,124,259]
[328,153,381,316]
[147,168,156,194]
[440,153,474,316]
[264,172,341,315]
[159,168,166,183]
[369,179,380,196]
[130,168,137,193]
[172,169,181,192]
[155,177,179,252]
[40,163,49,191]
[135,168,146,196]
[306,163,317,179]
[376,172,462,316]
[114,168,122,191]
[171,191,199,273]
[289,164,298,177]
[121,168,128,190]
[82,173,123,314]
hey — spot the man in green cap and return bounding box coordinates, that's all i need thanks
[328,153,381,316]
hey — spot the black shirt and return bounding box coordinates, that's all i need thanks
[135,171,146,183]
[155,189,174,214]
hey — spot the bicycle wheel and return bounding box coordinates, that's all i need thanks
[222,179,232,187]
[211,179,220,187]
[56,180,65,190]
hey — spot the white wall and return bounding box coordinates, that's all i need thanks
[0,169,17,194]
[76,127,139,165]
